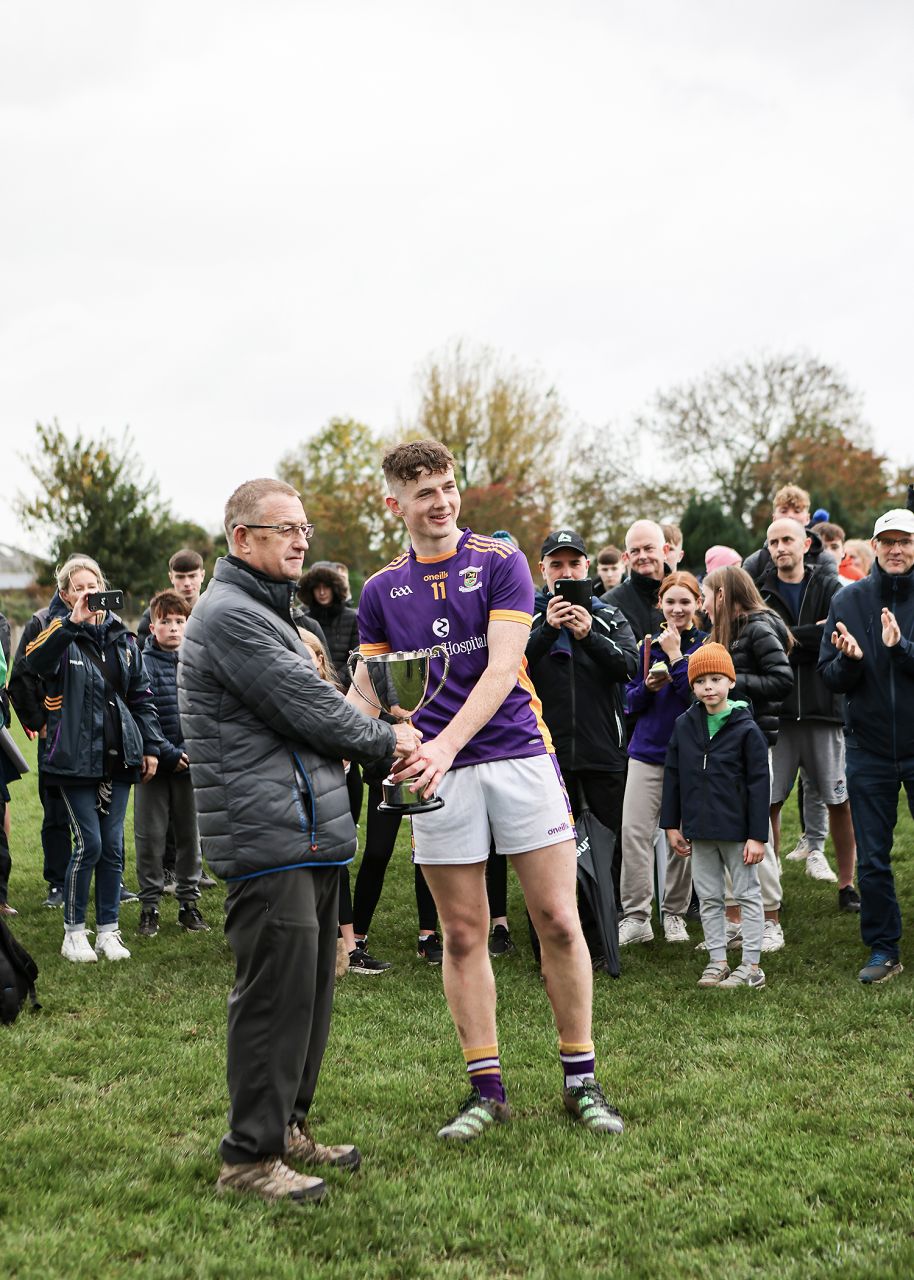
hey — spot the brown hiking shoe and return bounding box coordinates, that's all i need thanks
[216,1156,326,1203]
[287,1121,361,1171]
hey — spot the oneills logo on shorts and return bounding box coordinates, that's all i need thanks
[458,566,483,593]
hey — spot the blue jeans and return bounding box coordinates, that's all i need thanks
[59,783,131,928]
[845,746,914,960]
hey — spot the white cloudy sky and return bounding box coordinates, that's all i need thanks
[2,0,912,552]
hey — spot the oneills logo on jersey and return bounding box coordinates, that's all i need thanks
[458,566,483,593]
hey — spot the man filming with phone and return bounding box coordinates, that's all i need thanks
[526,531,639,951]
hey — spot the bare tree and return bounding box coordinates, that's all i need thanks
[410,338,565,499]
[642,353,869,526]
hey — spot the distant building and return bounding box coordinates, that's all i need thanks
[0,543,40,591]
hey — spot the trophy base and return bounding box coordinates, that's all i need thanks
[377,775,445,815]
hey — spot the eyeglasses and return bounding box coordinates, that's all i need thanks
[876,536,914,549]
[242,522,315,539]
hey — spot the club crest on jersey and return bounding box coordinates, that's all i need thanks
[432,618,449,638]
[458,566,483,593]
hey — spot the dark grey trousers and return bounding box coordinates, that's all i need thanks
[134,772,201,907]
[220,865,341,1165]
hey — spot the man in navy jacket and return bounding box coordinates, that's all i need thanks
[818,509,914,984]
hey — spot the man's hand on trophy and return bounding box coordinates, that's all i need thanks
[392,723,423,758]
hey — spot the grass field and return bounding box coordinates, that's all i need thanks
[1,722,913,1280]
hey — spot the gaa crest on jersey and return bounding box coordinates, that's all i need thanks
[458,566,483,593]
[432,617,450,638]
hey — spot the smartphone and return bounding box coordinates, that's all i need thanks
[554,578,592,611]
[86,590,124,613]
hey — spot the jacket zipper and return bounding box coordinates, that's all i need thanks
[890,578,897,760]
[569,630,577,773]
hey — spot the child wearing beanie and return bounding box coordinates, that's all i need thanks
[659,642,770,988]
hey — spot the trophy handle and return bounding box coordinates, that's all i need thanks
[420,645,450,710]
[347,651,386,713]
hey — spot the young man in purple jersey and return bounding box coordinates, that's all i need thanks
[349,439,624,1141]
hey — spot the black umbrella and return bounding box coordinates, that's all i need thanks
[575,807,620,978]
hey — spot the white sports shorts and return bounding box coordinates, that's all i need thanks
[410,754,574,865]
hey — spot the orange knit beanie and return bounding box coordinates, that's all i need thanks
[687,642,736,685]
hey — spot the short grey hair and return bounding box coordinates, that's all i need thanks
[55,554,105,594]
[224,478,300,543]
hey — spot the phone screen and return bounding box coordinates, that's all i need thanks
[554,579,592,611]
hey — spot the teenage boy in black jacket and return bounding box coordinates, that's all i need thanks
[662,643,770,990]
[134,591,208,938]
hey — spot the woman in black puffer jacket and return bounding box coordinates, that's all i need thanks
[700,565,794,950]
[702,567,794,747]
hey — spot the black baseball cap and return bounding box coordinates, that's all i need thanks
[540,529,588,558]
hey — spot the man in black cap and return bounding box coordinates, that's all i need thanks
[526,530,638,925]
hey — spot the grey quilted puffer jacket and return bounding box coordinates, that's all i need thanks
[177,557,396,879]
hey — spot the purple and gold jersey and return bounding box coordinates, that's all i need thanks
[357,527,553,768]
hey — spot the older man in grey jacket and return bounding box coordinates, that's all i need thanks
[178,477,420,1205]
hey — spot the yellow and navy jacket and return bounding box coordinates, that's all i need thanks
[23,595,163,784]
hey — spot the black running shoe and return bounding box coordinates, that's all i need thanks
[348,942,392,975]
[138,908,160,938]
[563,1080,624,1134]
[178,903,211,932]
[437,1089,510,1141]
[839,885,861,914]
[417,932,444,965]
[119,883,139,903]
[44,886,64,909]
[488,924,516,958]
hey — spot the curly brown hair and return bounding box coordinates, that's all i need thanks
[381,439,456,487]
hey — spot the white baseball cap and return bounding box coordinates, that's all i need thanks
[873,509,914,538]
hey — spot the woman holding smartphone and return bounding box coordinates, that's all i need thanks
[619,571,708,946]
[24,555,163,963]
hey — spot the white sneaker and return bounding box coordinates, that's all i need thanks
[785,834,810,862]
[760,920,785,952]
[663,914,689,943]
[61,929,97,963]
[695,920,742,952]
[617,917,654,946]
[805,851,838,883]
[95,928,131,961]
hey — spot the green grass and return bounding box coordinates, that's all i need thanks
[2,722,913,1279]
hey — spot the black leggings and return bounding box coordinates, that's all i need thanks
[352,781,437,935]
[485,844,508,917]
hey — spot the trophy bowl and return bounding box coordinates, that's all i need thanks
[347,646,450,815]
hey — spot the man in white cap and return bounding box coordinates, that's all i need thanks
[819,509,914,984]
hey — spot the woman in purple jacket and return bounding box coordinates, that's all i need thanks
[618,572,707,947]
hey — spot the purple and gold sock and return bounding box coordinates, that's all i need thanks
[464,1044,506,1104]
[560,1040,596,1089]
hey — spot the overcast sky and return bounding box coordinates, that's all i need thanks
[2,0,912,554]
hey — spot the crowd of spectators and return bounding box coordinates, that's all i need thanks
[2,467,913,1202]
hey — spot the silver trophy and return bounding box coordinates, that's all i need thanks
[348,647,450,813]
